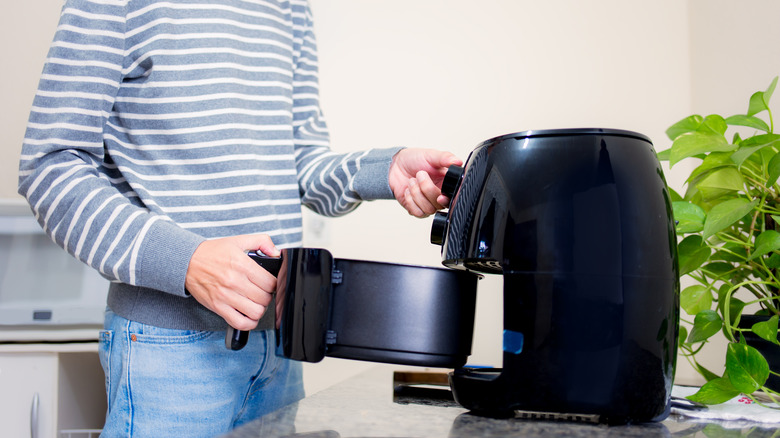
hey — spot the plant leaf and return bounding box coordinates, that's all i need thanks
[701,114,729,135]
[681,285,713,316]
[702,198,758,239]
[688,152,736,182]
[749,91,769,117]
[760,144,776,164]
[725,114,770,132]
[748,76,779,116]
[712,243,748,263]
[768,152,780,187]
[678,235,711,275]
[702,261,734,278]
[726,342,769,393]
[678,325,688,349]
[730,134,780,167]
[669,132,734,168]
[695,363,722,383]
[696,167,744,201]
[687,309,723,343]
[672,201,705,234]
[666,114,704,141]
[715,286,746,326]
[748,76,779,117]
[767,253,780,269]
[683,180,701,202]
[751,315,779,344]
[766,76,778,103]
[749,230,780,261]
[737,133,780,146]
[687,377,740,405]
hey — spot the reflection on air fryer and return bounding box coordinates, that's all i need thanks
[392,370,458,407]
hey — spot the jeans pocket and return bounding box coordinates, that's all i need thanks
[127,321,214,345]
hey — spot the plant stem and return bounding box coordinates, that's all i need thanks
[721,280,780,340]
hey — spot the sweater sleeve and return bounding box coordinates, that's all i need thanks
[289,1,401,218]
[17,0,203,296]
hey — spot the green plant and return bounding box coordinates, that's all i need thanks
[658,76,780,406]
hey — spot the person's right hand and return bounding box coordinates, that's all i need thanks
[184,234,280,331]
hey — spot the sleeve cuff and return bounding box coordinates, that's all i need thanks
[352,147,403,200]
[135,219,205,297]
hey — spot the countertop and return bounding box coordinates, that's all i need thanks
[223,365,776,438]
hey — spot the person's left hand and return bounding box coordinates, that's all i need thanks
[388,148,463,217]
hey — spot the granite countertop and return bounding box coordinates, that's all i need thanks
[224,365,776,438]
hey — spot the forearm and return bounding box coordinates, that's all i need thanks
[296,145,400,216]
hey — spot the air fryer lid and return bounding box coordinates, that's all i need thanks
[431,128,664,276]
[232,248,480,368]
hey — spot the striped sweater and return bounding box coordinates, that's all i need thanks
[18,0,399,330]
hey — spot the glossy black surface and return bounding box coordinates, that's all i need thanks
[272,248,481,368]
[326,258,479,367]
[273,248,334,362]
[434,128,680,423]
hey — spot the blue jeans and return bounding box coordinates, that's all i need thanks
[98,310,304,437]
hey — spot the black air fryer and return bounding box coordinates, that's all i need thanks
[430,128,680,423]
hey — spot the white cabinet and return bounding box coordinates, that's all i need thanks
[0,343,105,438]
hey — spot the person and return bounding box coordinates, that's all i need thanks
[17,0,461,436]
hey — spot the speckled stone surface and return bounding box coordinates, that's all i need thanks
[222,365,772,438]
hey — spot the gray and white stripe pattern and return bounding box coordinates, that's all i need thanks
[18,0,397,301]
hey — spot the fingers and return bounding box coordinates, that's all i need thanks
[389,148,464,217]
[430,150,463,173]
[227,250,279,330]
[403,170,447,217]
[235,233,280,257]
[214,290,269,331]
[407,148,462,172]
[195,262,275,330]
[184,235,281,331]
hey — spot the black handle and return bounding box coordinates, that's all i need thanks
[225,251,283,350]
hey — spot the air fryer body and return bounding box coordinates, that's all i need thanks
[436,129,679,423]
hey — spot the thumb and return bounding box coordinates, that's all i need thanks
[428,150,463,171]
[423,151,463,184]
[235,234,280,257]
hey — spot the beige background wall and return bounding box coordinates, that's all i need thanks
[1,0,778,395]
[0,0,63,200]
